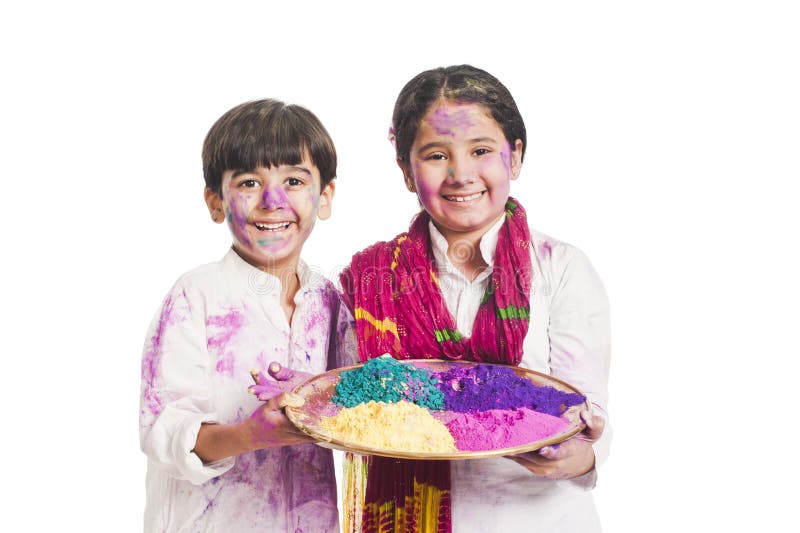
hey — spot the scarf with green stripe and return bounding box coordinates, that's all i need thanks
[339,198,532,533]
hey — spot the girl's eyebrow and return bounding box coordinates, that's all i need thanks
[416,136,500,154]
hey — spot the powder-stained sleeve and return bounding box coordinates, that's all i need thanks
[329,293,359,370]
[139,281,234,485]
[547,245,612,477]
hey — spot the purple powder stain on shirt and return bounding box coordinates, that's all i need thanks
[142,294,183,416]
[207,308,245,376]
[538,241,552,259]
[427,107,474,136]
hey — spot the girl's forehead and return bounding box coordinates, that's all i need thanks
[419,100,500,137]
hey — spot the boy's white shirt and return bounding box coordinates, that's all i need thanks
[139,249,356,533]
[429,219,611,532]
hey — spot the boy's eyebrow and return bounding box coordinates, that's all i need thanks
[285,165,312,176]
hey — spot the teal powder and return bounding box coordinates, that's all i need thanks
[332,356,444,410]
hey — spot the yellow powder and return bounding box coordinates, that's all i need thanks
[321,400,457,453]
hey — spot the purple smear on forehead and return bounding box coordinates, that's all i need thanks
[428,107,474,136]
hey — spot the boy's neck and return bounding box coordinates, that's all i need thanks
[232,247,302,322]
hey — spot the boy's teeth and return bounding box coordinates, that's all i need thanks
[445,192,484,202]
[255,222,290,230]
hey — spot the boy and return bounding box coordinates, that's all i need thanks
[140,99,355,532]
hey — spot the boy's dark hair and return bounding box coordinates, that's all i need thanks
[392,65,526,165]
[203,99,337,195]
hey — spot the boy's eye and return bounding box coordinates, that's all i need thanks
[425,153,447,161]
[286,177,304,187]
[237,179,260,188]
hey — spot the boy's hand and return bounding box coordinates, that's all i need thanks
[244,362,315,448]
[248,362,311,407]
[507,410,604,479]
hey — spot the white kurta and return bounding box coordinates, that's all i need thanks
[140,249,356,532]
[429,218,611,533]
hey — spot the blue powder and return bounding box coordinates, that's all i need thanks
[332,356,445,410]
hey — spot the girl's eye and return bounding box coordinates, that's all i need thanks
[474,148,491,156]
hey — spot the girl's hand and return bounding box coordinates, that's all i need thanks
[507,410,605,479]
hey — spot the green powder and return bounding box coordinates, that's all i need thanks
[332,355,444,410]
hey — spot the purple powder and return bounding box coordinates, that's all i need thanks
[435,364,585,416]
[442,408,571,451]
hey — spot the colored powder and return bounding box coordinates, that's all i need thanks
[436,364,585,416]
[332,355,444,410]
[442,408,571,451]
[321,401,457,453]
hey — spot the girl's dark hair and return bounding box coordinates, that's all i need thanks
[392,65,526,164]
[202,99,337,195]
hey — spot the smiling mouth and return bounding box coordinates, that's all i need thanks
[254,221,292,231]
[442,191,486,203]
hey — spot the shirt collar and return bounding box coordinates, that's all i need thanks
[429,214,505,274]
[222,248,323,300]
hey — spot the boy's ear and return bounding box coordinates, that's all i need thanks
[204,187,225,224]
[317,181,335,221]
[397,158,416,192]
[510,139,524,180]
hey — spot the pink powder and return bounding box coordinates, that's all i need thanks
[442,408,570,451]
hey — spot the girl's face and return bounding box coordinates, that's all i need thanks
[404,100,523,245]
[205,156,334,271]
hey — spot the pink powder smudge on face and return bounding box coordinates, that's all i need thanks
[499,144,512,175]
[261,185,289,210]
[427,107,474,136]
[442,408,570,451]
[207,308,245,376]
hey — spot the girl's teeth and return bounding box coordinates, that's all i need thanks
[446,192,483,202]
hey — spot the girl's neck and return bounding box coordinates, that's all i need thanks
[435,223,490,282]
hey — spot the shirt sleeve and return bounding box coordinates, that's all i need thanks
[328,293,360,370]
[546,245,612,478]
[139,282,234,485]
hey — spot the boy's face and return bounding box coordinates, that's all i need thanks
[205,156,333,271]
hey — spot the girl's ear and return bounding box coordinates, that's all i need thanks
[397,158,417,192]
[317,181,335,221]
[509,139,524,180]
[204,187,225,224]
[510,139,524,180]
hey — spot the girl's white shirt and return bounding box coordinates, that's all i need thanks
[429,220,611,533]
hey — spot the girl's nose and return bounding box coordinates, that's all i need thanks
[446,158,476,184]
[261,187,288,210]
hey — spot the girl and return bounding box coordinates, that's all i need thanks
[340,65,610,532]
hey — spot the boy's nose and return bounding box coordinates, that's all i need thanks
[261,187,288,210]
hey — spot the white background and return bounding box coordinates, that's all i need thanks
[2,1,798,531]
